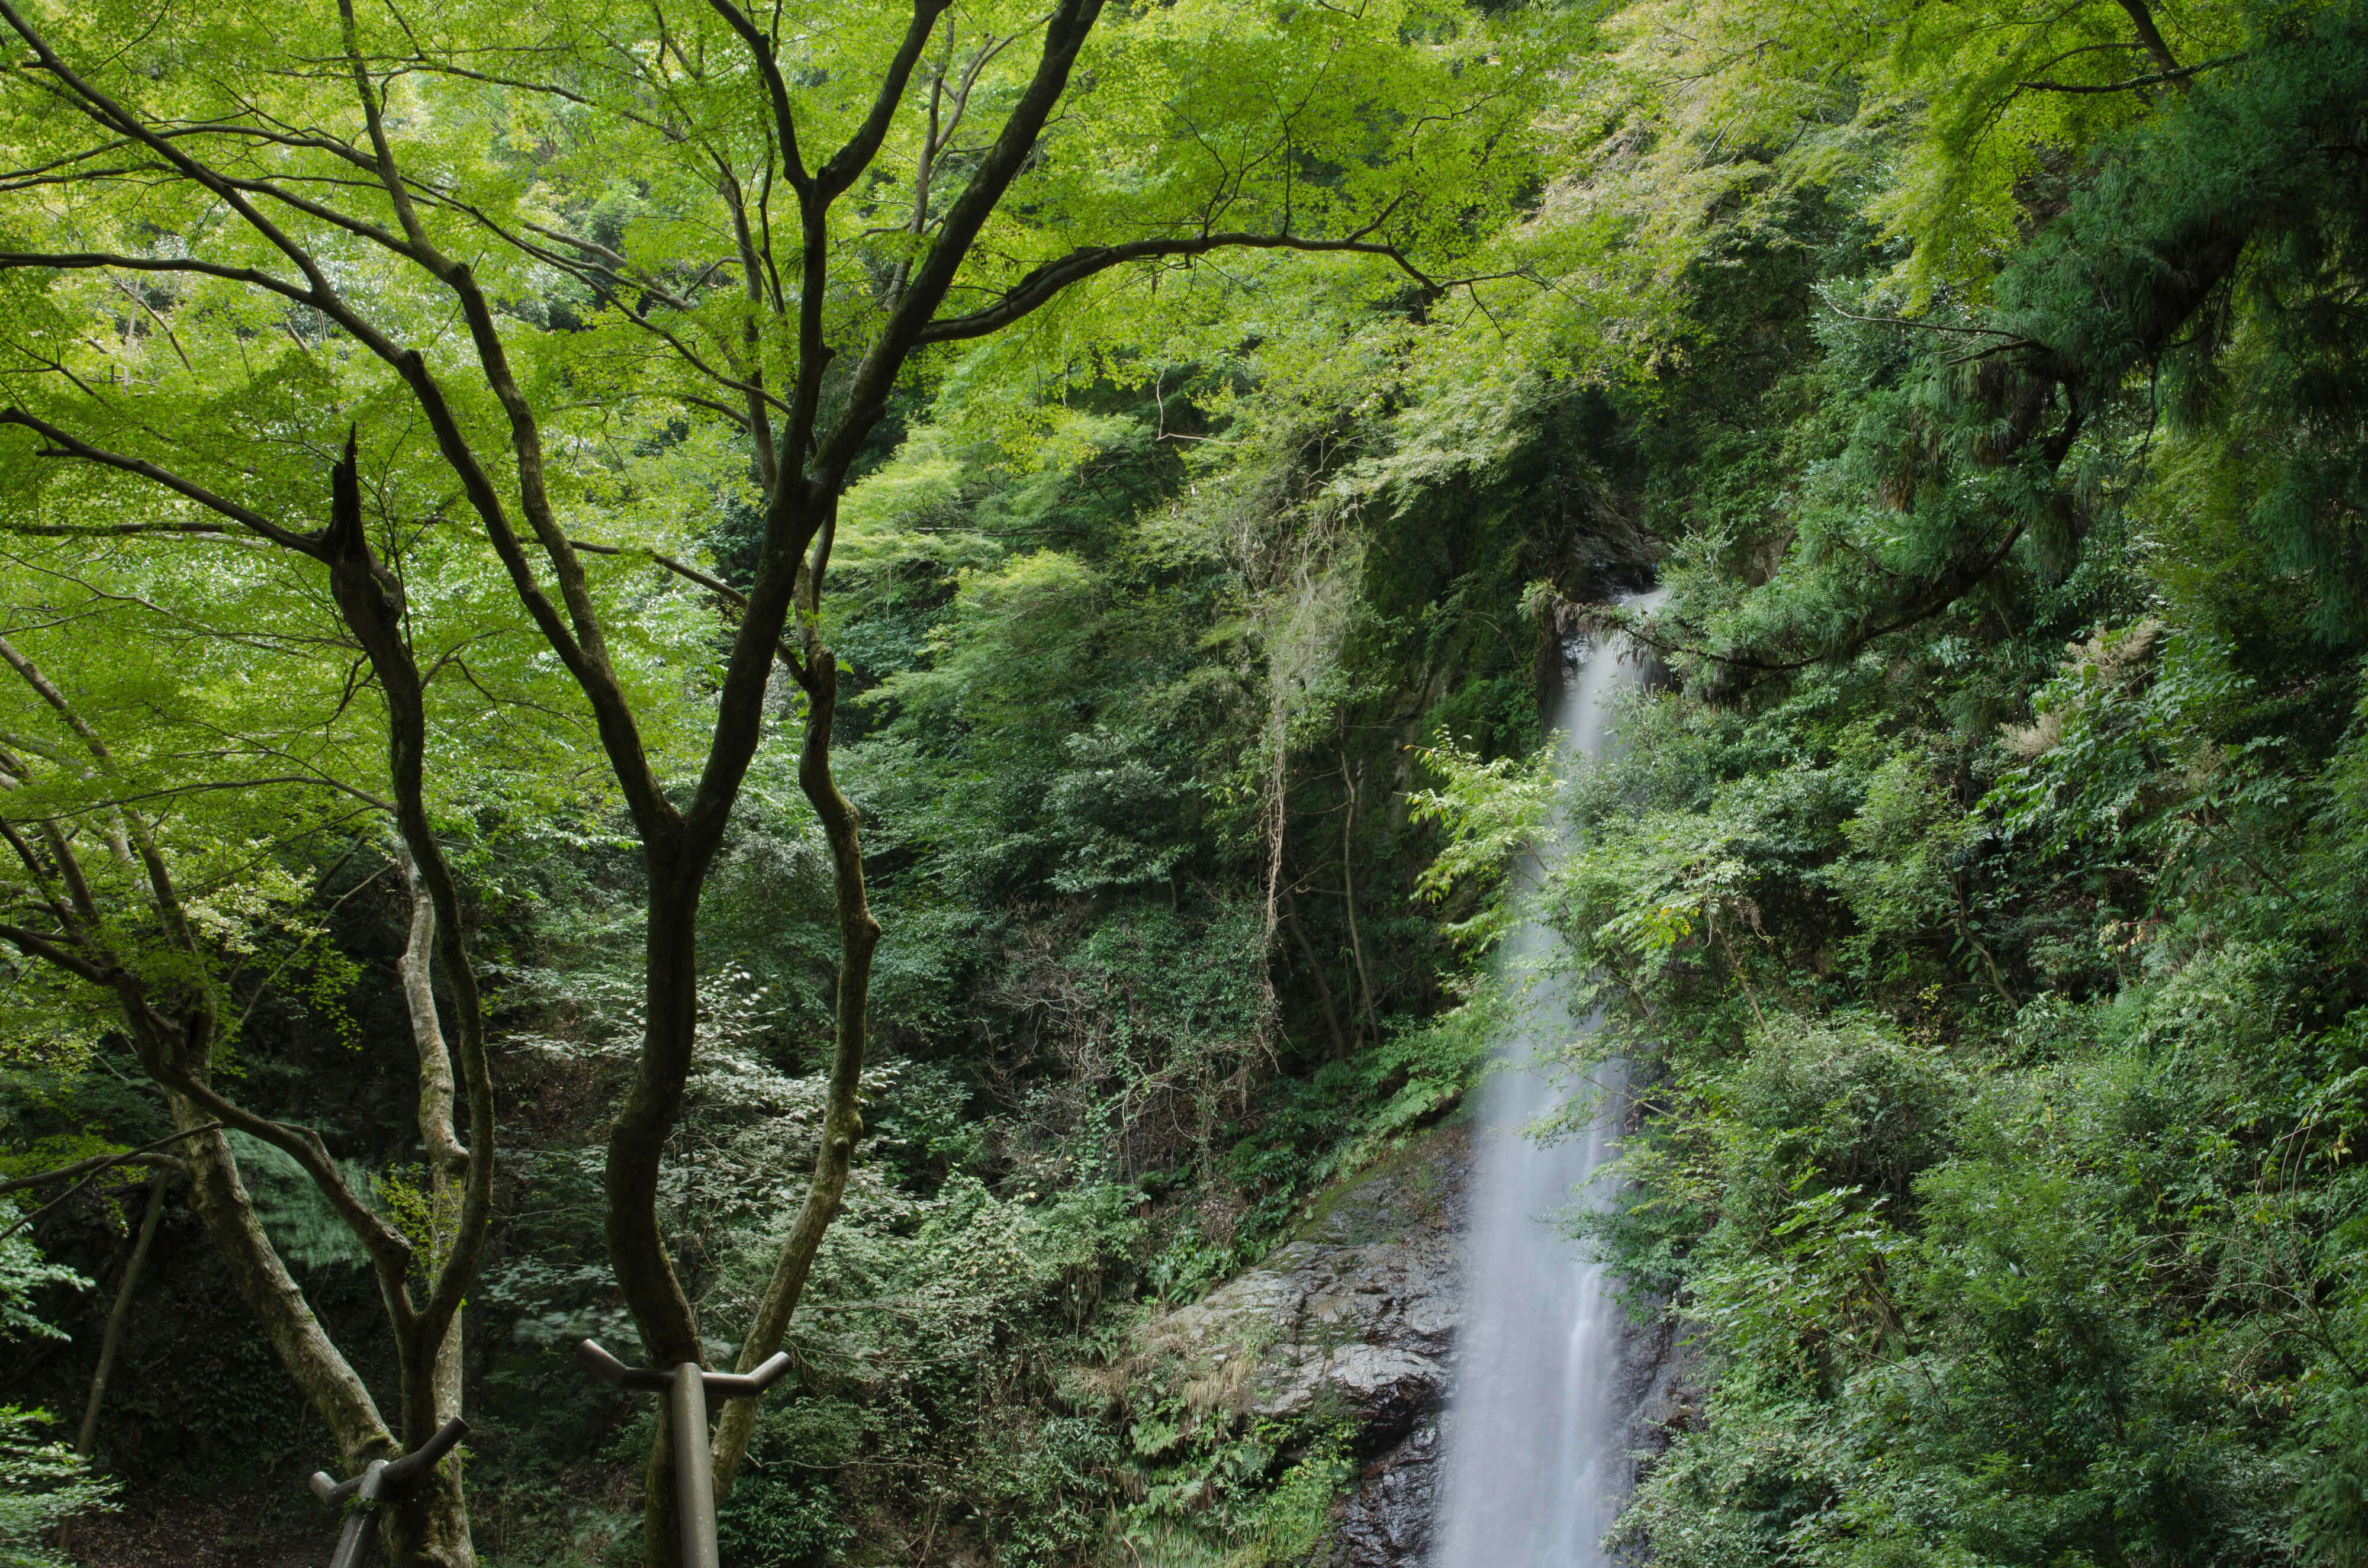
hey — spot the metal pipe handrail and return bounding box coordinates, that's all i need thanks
[577,1340,793,1568]
[576,1338,793,1398]
[305,1417,469,1568]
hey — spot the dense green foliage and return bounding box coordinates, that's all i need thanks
[1513,7,2368,1566]
[8,0,2368,1562]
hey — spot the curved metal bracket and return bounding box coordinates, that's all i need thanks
[575,1340,796,1568]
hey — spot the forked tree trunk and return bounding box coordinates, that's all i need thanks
[169,1078,480,1566]
[166,1090,485,1564]
[709,653,879,1496]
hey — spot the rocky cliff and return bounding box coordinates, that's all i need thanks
[1124,1118,1693,1566]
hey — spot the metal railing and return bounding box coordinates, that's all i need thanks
[306,1417,469,1568]
[577,1340,794,1568]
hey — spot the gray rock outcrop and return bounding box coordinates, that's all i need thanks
[1120,1118,1693,1567]
[1129,1129,1468,1565]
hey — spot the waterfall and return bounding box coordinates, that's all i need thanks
[1436,595,1661,1568]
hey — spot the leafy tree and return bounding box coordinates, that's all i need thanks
[1580,1,2368,681]
[0,1406,115,1567]
[0,0,1562,1556]
[1494,7,2368,1564]
[0,447,499,1561]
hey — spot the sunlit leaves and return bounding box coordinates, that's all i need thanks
[1407,727,1558,948]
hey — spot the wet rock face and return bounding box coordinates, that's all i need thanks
[1615,1309,1699,1502]
[1143,1132,1468,1443]
[1134,1131,1468,1562]
[1128,1122,1693,1567]
[1330,1417,1444,1567]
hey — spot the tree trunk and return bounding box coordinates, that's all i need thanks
[75,1175,168,1457]
[384,1397,474,1568]
[396,844,470,1437]
[171,1094,391,1457]
[639,1408,683,1568]
[612,854,707,1568]
[608,858,706,1369]
[57,1175,170,1553]
[1280,886,1350,1058]
[385,852,477,1568]
[710,654,879,1496]
[1339,754,1381,1041]
[2116,0,2184,77]
[385,1411,474,1568]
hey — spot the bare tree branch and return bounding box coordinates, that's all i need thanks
[0,408,327,555]
[0,1123,217,1244]
[916,226,1438,346]
[0,1124,214,1197]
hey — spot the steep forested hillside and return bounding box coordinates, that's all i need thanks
[2,0,2366,1564]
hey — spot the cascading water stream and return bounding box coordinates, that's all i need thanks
[1436,595,1661,1568]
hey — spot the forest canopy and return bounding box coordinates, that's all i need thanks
[2,0,2367,1564]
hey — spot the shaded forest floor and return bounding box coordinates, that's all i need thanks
[69,1488,323,1567]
